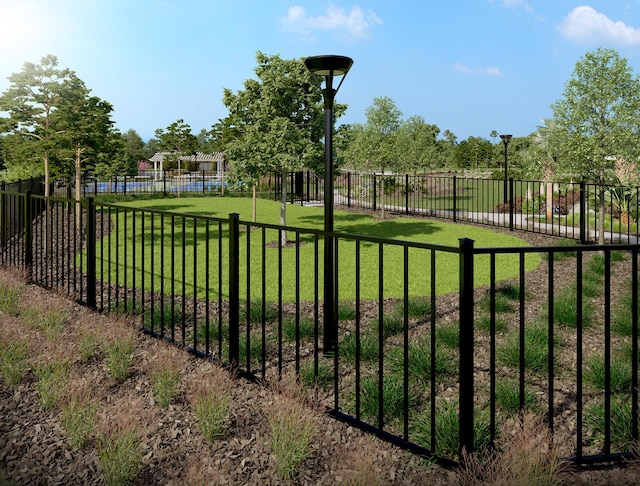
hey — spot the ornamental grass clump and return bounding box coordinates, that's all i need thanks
[150,367,180,408]
[268,394,315,480]
[98,426,142,486]
[457,413,567,486]
[0,339,29,386]
[192,380,230,442]
[0,282,23,316]
[62,399,98,449]
[105,336,135,382]
[34,358,69,410]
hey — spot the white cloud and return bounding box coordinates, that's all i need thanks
[452,62,503,76]
[280,4,383,40]
[558,5,640,46]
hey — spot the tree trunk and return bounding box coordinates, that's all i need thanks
[280,170,288,245]
[621,211,634,227]
[545,182,553,221]
[44,151,50,198]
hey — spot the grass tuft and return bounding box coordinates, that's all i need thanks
[0,339,29,386]
[98,426,142,486]
[457,413,567,486]
[62,399,98,449]
[192,383,230,442]
[33,358,69,410]
[0,283,23,316]
[150,368,181,408]
[268,395,315,480]
[105,337,135,382]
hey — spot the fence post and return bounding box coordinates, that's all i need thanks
[453,176,457,223]
[228,212,240,368]
[405,174,410,215]
[458,238,475,457]
[85,197,97,309]
[347,172,351,207]
[24,190,33,281]
[0,183,5,247]
[579,178,586,244]
[509,178,514,231]
[163,169,167,197]
[373,174,377,211]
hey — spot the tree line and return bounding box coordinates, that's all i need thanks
[2,48,640,207]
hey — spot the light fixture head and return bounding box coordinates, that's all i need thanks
[304,55,353,77]
[500,134,513,143]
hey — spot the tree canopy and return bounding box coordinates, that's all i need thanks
[551,47,640,181]
[0,55,122,190]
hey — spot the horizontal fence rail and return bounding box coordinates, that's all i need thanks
[0,187,639,467]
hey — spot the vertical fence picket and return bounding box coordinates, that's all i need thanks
[458,238,475,457]
[228,212,240,368]
[86,197,96,309]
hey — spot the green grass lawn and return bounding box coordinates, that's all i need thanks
[89,197,540,302]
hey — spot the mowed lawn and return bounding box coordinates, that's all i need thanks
[89,197,540,301]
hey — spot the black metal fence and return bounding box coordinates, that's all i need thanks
[69,169,640,245]
[332,171,640,244]
[1,189,639,467]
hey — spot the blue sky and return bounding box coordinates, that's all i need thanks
[2,1,640,142]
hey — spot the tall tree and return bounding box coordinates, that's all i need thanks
[0,55,87,196]
[122,129,150,171]
[345,96,403,219]
[221,52,334,234]
[56,94,118,227]
[398,116,440,173]
[551,47,640,243]
[154,119,197,197]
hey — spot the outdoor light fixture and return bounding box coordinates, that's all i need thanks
[305,54,353,355]
[500,134,512,205]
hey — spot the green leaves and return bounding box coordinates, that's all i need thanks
[551,48,640,181]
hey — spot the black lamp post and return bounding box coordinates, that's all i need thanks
[304,54,353,355]
[500,134,512,205]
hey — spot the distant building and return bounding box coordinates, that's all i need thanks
[149,152,225,174]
